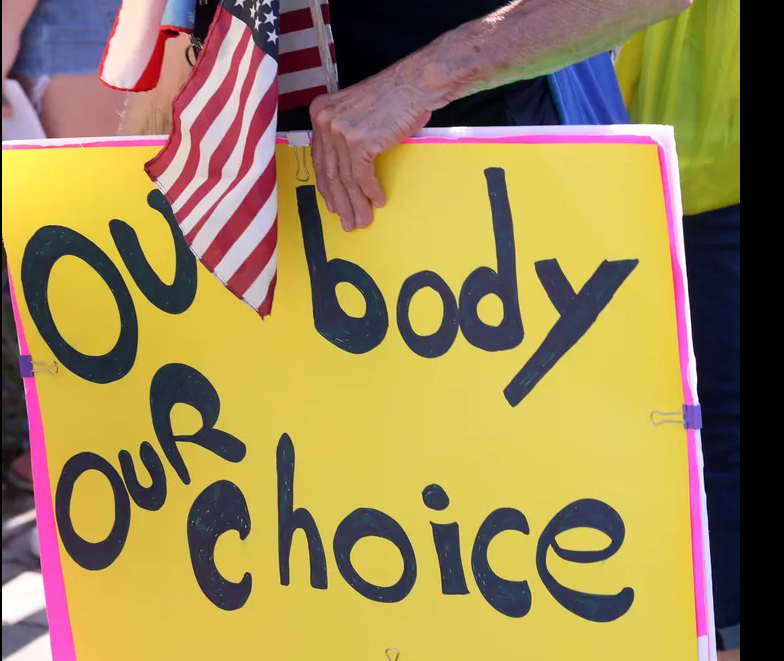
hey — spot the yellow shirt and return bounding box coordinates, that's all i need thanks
[616,0,740,216]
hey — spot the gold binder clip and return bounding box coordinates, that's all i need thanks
[385,649,400,661]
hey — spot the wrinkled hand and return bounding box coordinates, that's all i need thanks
[309,70,440,231]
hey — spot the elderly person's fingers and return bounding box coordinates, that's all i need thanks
[335,138,374,229]
[321,133,357,231]
[347,140,386,211]
[308,66,434,230]
[311,131,335,214]
[311,97,356,229]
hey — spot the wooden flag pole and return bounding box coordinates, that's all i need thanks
[307,0,338,93]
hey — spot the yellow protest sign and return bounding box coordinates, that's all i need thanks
[1,130,711,661]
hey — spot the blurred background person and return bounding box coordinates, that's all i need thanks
[2,0,124,136]
[617,2,740,659]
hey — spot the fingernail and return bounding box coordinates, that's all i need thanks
[341,217,353,232]
[373,200,385,209]
[326,200,334,213]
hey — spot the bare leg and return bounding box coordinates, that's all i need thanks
[19,73,125,138]
[120,33,192,136]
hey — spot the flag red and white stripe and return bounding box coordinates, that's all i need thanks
[278,0,336,110]
[146,0,293,317]
[106,0,337,317]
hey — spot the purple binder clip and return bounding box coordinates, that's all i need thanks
[682,404,703,430]
[18,355,58,378]
[650,404,703,430]
[19,355,34,378]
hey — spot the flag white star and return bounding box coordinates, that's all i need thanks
[267,30,278,44]
[235,0,246,7]
[264,11,276,25]
[254,17,262,30]
[250,5,256,18]
[262,0,273,6]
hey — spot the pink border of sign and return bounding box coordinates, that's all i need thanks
[2,127,715,661]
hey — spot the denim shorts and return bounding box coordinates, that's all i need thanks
[12,0,121,79]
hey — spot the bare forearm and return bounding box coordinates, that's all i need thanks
[303,0,692,231]
[404,0,692,104]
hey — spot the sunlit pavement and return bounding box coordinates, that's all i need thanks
[2,488,51,661]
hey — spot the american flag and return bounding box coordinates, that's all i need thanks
[145,0,335,317]
[278,0,336,110]
[100,0,336,99]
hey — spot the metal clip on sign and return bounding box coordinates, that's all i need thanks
[19,355,59,377]
[650,405,702,430]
